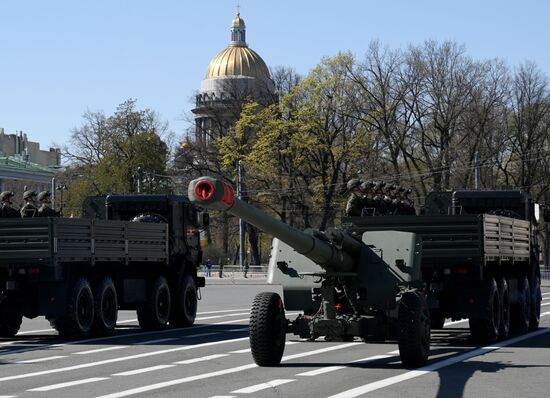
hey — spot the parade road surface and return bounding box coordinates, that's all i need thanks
[1,280,550,398]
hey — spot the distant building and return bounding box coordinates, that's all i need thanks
[0,128,61,203]
[192,10,275,146]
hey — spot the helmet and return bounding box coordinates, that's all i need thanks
[360,181,375,191]
[346,178,361,191]
[23,190,37,200]
[37,191,51,202]
[0,191,14,202]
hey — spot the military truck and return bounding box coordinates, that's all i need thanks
[346,190,548,344]
[0,194,206,338]
[189,177,431,368]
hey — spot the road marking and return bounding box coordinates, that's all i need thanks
[28,377,109,392]
[208,396,236,398]
[112,364,177,376]
[1,317,250,357]
[296,354,394,376]
[0,336,250,383]
[0,395,17,398]
[231,379,295,394]
[73,346,128,355]
[15,355,67,364]
[16,329,54,335]
[183,332,219,338]
[196,312,250,321]
[93,342,359,398]
[542,302,550,307]
[173,353,229,364]
[228,348,251,353]
[134,338,179,345]
[326,327,550,398]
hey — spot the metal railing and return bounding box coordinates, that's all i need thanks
[200,264,268,279]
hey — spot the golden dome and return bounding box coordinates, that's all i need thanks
[232,13,245,27]
[205,45,270,79]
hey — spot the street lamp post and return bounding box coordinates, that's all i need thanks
[56,184,68,216]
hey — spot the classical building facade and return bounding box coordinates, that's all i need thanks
[192,11,275,145]
[0,128,61,203]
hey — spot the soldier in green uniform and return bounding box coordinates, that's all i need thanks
[37,191,60,217]
[345,178,363,216]
[0,191,20,218]
[20,190,38,218]
[360,181,376,216]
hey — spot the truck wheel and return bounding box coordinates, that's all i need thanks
[0,299,23,337]
[137,276,171,330]
[50,278,94,337]
[250,292,286,366]
[529,276,541,331]
[498,278,510,339]
[511,276,530,334]
[397,290,430,368]
[170,275,197,328]
[93,277,118,335]
[469,278,500,343]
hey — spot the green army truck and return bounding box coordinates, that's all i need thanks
[345,190,548,343]
[0,194,206,338]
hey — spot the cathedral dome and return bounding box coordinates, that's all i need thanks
[204,10,270,79]
[205,46,270,79]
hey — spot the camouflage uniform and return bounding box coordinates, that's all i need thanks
[20,190,38,218]
[345,179,363,217]
[0,191,20,218]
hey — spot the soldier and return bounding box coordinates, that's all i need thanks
[403,188,416,215]
[0,191,20,218]
[372,181,386,215]
[360,181,376,216]
[20,190,38,218]
[345,178,363,217]
[383,184,397,215]
[37,191,60,217]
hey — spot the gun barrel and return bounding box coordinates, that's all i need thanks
[189,177,355,273]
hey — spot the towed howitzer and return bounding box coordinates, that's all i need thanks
[189,176,430,368]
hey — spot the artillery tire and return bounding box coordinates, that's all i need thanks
[93,277,118,335]
[529,276,541,331]
[397,290,430,368]
[169,275,197,328]
[50,278,94,337]
[250,292,286,366]
[498,277,510,339]
[511,276,530,334]
[137,276,171,330]
[0,298,23,337]
[469,278,500,343]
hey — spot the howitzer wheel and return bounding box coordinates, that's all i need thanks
[397,290,430,368]
[0,297,23,338]
[249,292,286,366]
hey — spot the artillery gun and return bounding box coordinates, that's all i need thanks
[188,176,430,368]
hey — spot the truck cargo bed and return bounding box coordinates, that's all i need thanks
[0,218,168,265]
[344,214,530,266]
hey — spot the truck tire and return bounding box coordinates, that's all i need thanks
[170,275,197,328]
[50,278,94,337]
[469,278,500,343]
[93,277,118,335]
[397,290,430,368]
[0,299,23,337]
[498,278,510,339]
[511,276,530,334]
[529,276,541,331]
[137,276,171,330]
[250,292,286,366]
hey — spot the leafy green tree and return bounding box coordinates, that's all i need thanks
[63,99,171,213]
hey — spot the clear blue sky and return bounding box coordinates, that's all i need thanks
[1,0,549,153]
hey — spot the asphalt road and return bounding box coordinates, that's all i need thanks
[1,280,549,398]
